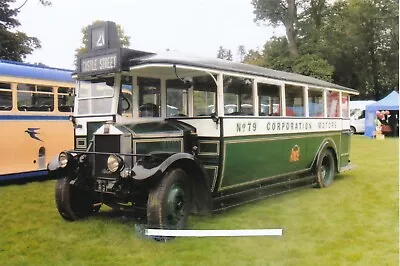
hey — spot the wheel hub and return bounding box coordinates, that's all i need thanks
[166,184,185,225]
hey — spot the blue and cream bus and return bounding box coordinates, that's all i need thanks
[50,21,358,230]
[0,60,75,181]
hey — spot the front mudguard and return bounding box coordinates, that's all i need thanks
[132,152,212,215]
[47,152,77,179]
[132,153,203,181]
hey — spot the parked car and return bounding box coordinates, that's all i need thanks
[350,100,376,133]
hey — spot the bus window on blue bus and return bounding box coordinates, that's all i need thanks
[0,83,12,111]
[285,84,305,117]
[17,84,54,112]
[58,87,74,112]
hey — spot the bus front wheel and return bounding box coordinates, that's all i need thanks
[147,168,192,230]
[55,176,101,221]
[315,149,336,188]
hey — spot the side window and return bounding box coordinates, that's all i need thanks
[308,88,324,117]
[166,79,189,117]
[223,76,253,116]
[35,86,54,111]
[327,90,340,117]
[341,93,349,118]
[360,110,365,119]
[17,84,54,112]
[58,87,74,112]
[193,75,217,116]
[138,77,161,117]
[258,83,280,116]
[0,83,12,111]
[285,85,304,117]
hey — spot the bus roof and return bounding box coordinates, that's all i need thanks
[0,60,74,83]
[130,52,359,95]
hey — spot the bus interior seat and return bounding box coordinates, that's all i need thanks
[139,103,159,117]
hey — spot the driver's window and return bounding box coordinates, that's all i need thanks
[119,76,133,117]
[166,79,189,117]
[138,77,161,117]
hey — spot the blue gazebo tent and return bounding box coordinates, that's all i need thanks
[364,90,399,138]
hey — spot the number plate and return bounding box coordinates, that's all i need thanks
[94,179,116,193]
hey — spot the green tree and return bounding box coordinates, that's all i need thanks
[216,46,233,61]
[75,20,131,60]
[250,0,398,95]
[0,0,48,61]
[322,0,398,99]
[252,0,300,57]
[244,49,264,66]
[237,45,246,62]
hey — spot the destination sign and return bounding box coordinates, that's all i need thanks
[80,53,118,73]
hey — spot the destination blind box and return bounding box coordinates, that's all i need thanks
[77,21,121,76]
[76,21,152,76]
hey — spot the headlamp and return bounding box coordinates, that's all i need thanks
[107,154,123,173]
[59,152,69,168]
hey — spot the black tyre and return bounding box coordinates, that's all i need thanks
[315,149,336,188]
[350,126,356,134]
[55,176,101,221]
[147,168,192,230]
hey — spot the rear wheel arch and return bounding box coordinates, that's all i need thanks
[313,138,339,173]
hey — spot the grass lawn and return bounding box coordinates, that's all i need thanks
[0,135,398,265]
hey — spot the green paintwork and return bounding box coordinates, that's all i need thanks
[136,140,182,154]
[124,121,192,135]
[220,132,341,189]
[340,131,350,167]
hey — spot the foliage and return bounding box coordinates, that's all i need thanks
[0,136,398,265]
[216,46,233,61]
[0,0,43,61]
[322,0,399,99]
[292,54,333,81]
[75,20,131,62]
[252,0,300,57]
[249,0,398,99]
[243,48,264,66]
[237,45,246,62]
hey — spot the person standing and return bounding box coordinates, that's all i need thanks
[388,110,399,137]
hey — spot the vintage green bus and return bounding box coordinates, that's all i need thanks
[49,21,358,230]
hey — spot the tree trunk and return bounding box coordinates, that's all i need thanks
[284,0,299,57]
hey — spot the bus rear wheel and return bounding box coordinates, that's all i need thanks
[55,176,100,221]
[315,149,336,188]
[147,168,191,230]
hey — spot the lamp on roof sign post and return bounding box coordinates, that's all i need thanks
[91,27,106,49]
